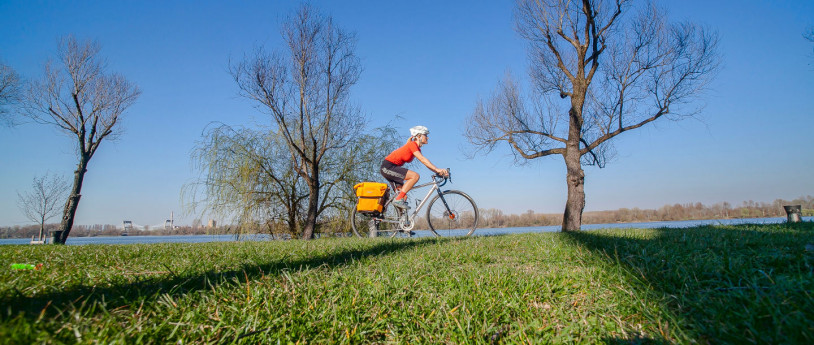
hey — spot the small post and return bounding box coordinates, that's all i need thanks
[50,230,63,244]
[784,205,802,223]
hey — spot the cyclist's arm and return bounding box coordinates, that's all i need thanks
[413,151,449,177]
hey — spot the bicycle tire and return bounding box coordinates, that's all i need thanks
[350,208,378,238]
[350,205,401,238]
[425,190,479,237]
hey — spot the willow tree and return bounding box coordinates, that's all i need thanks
[185,124,395,238]
[231,5,363,239]
[465,0,719,231]
[23,36,140,243]
[186,124,304,237]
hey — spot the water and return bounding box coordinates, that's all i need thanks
[473,216,814,237]
[1,217,810,245]
[0,234,275,246]
[408,216,813,238]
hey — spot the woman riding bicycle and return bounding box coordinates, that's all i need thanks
[380,125,449,210]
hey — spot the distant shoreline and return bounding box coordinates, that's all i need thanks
[1,216,810,244]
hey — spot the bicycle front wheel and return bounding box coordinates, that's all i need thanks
[426,190,479,237]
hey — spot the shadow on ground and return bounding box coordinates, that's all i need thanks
[1,237,455,321]
[564,222,814,344]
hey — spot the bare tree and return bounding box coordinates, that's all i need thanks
[231,5,363,239]
[0,61,22,126]
[465,0,719,231]
[17,173,69,242]
[22,36,141,243]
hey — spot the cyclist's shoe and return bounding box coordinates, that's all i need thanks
[392,199,409,210]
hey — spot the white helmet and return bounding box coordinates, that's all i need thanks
[409,125,429,137]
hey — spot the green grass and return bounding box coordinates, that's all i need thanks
[1,223,813,344]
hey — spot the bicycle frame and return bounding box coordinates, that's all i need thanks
[376,176,448,227]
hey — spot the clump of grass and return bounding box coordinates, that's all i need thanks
[1,223,812,344]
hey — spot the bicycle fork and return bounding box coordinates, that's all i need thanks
[402,184,456,229]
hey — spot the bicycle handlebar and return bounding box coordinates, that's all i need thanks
[433,168,451,187]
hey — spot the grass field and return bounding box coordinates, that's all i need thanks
[1,223,812,344]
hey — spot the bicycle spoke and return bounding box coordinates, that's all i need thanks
[426,190,479,237]
[350,203,401,238]
[350,209,378,238]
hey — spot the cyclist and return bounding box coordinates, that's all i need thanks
[380,125,449,210]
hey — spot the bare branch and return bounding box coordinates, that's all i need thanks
[0,62,23,126]
[465,73,569,162]
[24,36,140,155]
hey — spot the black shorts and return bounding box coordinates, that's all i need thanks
[380,160,408,187]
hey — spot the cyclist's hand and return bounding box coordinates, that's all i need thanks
[436,168,449,177]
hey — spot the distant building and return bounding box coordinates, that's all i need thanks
[207,219,217,228]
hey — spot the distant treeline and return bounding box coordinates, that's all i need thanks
[0,223,228,240]
[2,196,812,239]
[478,196,814,229]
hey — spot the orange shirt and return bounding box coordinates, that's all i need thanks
[385,140,421,166]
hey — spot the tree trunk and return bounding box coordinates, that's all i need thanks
[57,156,89,244]
[287,204,298,236]
[301,165,320,239]
[562,87,586,232]
[301,185,319,240]
[562,149,585,231]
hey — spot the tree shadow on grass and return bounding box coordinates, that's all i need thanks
[563,222,814,344]
[1,237,460,321]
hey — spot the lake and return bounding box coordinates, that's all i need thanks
[1,216,810,245]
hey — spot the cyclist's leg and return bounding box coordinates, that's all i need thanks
[380,160,418,211]
[398,170,419,199]
[381,160,409,194]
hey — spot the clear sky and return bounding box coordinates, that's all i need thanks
[1,1,813,228]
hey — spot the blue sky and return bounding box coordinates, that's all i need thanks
[1,0,812,227]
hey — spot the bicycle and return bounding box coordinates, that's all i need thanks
[350,170,479,238]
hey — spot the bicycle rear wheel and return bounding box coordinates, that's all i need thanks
[350,208,379,238]
[426,190,479,237]
[350,206,401,238]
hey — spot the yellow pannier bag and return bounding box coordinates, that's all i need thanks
[354,182,389,213]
